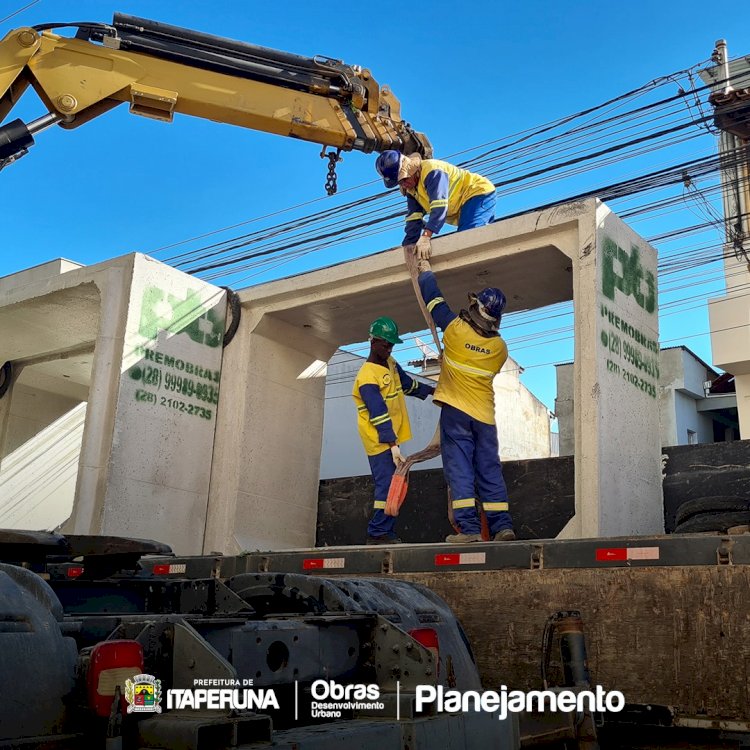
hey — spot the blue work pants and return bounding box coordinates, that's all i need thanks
[440,403,513,535]
[457,192,496,231]
[367,449,397,538]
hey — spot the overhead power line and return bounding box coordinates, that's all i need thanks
[0,0,41,25]
[166,70,750,279]
[147,57,750,388]
[154,62,742,275]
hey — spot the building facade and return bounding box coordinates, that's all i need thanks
[320,349,555,480]
[555,346,740,456]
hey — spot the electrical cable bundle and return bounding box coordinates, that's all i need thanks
[143,60,749,386]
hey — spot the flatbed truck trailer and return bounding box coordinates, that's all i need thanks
[0,530,520,750]
[6,529,750,748]
[139,532,750,748]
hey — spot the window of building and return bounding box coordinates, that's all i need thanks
[687,429,697,445]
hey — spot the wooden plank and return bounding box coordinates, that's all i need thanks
[395,567,750,721]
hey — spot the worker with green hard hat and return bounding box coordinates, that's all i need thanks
[352,316,435,544]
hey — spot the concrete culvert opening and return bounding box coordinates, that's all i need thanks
[0,274,100,532]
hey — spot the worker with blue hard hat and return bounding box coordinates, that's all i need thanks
[375,150,496,261]
[411,254,516,544]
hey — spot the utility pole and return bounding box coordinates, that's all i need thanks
[699,40,750,437]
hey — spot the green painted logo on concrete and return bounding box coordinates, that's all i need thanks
[139,286,224,348]
[602,237,656,314]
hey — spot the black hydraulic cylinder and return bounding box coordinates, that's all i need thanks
[0,119,34,160]
[112,13,330,74]
[541,609,592,689]
[557,613,591,688]
[86,14,350,97]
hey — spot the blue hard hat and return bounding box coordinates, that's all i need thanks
[375,150,402,188]
[473,287,507,321]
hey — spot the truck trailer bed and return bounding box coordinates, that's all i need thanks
[220,534,750,733]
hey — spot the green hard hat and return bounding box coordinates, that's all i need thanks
[369,316,403,345]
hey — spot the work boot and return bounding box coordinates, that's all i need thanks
[366,534,403,545]
[444,533,483,544]
[494,529,516,541]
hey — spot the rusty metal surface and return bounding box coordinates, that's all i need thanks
[392,566,750,722]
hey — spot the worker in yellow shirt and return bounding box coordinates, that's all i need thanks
[375,150,496,261]
[415,259,516,543]
[352,317,435,544]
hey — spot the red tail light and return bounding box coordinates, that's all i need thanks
[409,627,440,670]
[88,640,144,717]
[152,563,187,575]
[66,566,84,578]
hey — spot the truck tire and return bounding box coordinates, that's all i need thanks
[0,564,77,740]
[674,496,749,528]
[673,510,750,534]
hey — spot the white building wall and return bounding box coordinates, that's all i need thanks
[679,347,713,397]
[494,362,552,460]
[661,347,717,447]
[658,348,684,448]
[558,346,724,452]
[674,390,715,444]
[320,350,552,480]
[710,292,750,438]
[320,350,442,480]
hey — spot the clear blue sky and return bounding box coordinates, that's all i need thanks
[2,0,748,416]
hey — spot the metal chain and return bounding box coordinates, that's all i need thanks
[323,150,343,195]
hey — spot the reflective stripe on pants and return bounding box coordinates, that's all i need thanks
[440,403,513,535]
[367,448,397,537]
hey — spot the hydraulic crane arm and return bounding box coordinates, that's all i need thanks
[0,13,432,189]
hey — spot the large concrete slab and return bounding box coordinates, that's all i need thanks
[0,198,663,554]
[101,256,226,552]
[571,207,662,537]
[0,254,226,554]
[243,226,575,344]
[206,198,663,553]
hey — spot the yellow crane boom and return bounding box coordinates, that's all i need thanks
[0,13,432,191]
